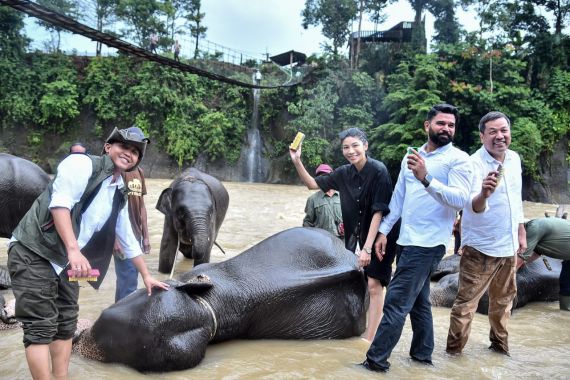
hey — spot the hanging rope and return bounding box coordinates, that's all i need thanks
[1,0,308,89]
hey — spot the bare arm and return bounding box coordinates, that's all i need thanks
[364,211,382,252]
[130,255,169,295]
[289,145,319,190]
[358,211,382,268]
[51,207,91,276]
[139,196,151,254]
[517,222,527,254]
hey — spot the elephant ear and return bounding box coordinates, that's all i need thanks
[156,188,172,214]
[176,274,213,294]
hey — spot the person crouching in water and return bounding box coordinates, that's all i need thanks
[8,127,169,380]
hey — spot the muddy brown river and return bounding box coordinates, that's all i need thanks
[1,180,568,379]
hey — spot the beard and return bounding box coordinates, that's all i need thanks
[428,127,453,147]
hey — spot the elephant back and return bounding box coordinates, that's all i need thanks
[0,153,50,238]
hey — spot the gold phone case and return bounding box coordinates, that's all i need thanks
[290,132,305,151]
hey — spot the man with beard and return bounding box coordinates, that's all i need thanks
[446,111,526,356]
[361,104,473,372]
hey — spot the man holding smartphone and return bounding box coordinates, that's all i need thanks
[446,111,526,356]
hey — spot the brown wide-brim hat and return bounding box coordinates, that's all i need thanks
[103,126,150,170]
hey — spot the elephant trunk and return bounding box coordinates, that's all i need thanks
[186,216,214,262]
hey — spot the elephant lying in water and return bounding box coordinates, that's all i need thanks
[73,227,367,372]
[430,255,561,314]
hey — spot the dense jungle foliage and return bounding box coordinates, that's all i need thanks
[0,1,569,197]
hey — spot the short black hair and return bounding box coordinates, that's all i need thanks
[427,104,460,124]
[478,111,511,133]
[69,142,87,153]
[338,128,368,144]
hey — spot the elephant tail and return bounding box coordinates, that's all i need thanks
[214,241,226,255]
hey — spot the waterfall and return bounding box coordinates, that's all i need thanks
[242,88,265,182]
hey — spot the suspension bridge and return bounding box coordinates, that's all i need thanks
[1,0,311,88]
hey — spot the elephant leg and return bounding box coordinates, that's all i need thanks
[158,217,179,274]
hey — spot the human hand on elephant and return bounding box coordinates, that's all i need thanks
[141,273,170,296]
[131,255,170,295]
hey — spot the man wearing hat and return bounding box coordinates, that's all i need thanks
[112,126,152,302]
[8,126,169,379]
[302,164,344,238]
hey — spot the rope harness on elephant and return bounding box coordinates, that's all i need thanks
[194,295,217,341]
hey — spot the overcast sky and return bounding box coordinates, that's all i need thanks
[25,0,479,57]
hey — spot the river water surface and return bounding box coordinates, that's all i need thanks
[1,180,568,379]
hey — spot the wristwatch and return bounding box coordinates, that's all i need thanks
[421,173,433,188]
[363,246,372,254]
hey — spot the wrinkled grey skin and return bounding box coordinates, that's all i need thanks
[0,153,50,239]
[73,227,367,372]
[156,168,229,273]
[430,255,561,314]
[0,266,10,289]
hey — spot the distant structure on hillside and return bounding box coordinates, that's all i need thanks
[348,21,425,66]
[269,50,307,67]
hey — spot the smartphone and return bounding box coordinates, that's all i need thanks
[407,146,420,155]
[495,164,504,185]
[290,132,305,151]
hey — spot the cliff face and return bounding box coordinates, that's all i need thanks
[1,123,568,201]
[523,137,570,204]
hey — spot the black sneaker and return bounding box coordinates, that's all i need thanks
[488,344,511,357]
[360,359,389,372]
[410,356,434,366]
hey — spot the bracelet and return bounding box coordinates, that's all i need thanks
[363,246,372,254]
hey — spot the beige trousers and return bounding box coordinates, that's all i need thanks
[446,245,517,354]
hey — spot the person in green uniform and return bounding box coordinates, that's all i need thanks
[517,217,570,311]
[302,164,343,238]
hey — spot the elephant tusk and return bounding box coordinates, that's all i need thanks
[214,241,227,255]
[194,295,217,341]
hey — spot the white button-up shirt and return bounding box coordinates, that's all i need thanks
[379,143,473,249]
[461,147,524,257]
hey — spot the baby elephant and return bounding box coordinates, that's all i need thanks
[156,168,229,273]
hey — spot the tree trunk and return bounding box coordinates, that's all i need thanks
[355,0,364,69]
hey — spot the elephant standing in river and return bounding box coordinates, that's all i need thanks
[0,153,50,238]
[430,255,561,314]
[156,168,229,273]
[72,227,367,372]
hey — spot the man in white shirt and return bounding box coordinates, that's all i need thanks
[361,104,472,372]
[446,111,526,356]
[8,127,169,380]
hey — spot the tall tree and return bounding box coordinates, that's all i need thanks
[116,0,165,48]
[36,0,77,52]
[302,0,359,55]
[0,7,30,57]
[536,0,570,35]
[354,0,389,68]
[83,0,118,56]
[183,0,207,59]
[429,0,460,44]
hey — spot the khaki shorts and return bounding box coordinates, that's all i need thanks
[8,242,79,347]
